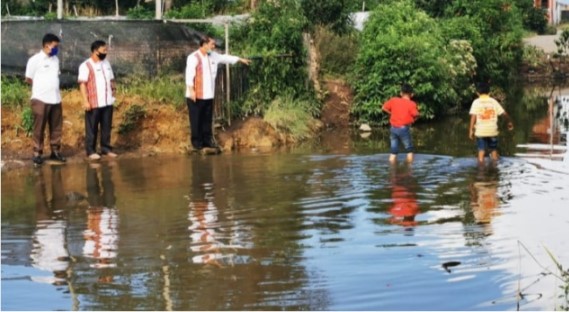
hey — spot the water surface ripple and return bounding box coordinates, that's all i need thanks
[2,153,568,310]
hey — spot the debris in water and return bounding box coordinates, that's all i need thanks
[442,261,461,273]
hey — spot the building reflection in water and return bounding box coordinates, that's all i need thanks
[83,163,119,276]
[30,166,70,285]
[388,164,420,229]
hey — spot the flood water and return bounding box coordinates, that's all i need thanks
[2,85,569,311]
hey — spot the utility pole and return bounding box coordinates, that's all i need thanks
[156,0,163,20]
[57,0,63,19]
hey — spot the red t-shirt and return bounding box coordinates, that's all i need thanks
[382,97,419,127]
[389,185,420,227]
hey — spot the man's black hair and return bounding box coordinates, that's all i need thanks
[401,83,413,95]
[199,36,214,47]
[90,40,106,52]
[476,82,490,94]
[42,33,60,47]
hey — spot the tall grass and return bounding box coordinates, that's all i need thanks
[118,75,186,108]
[1,76,29,108]
[263,95,319,142]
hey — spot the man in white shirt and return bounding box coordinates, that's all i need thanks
[25,33,66,165]
[185,36,251,151]
[78,40,117,161]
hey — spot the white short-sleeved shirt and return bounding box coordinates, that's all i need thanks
[185,50,240,99]
[78,58,115,107]
[469,95,505,137]
[25,50,61,104]
[30,220,69,272]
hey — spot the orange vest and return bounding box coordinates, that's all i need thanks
[194,53,204,99]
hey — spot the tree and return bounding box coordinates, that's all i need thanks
[351,0,477,123]
[301,0,353,34]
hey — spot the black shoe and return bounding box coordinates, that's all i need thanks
[49,151,67,163]
[32,155,44,165]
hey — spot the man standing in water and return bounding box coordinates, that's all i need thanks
[382,83,420,163]
[468,82,514,163]
[78,40,117,161]
[25,33,66,165]
[185,36,251,152]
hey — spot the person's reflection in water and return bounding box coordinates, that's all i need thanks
[30,166,70,285]
[82,163,119,278]
[188,181,224,267]
[187,159,224,267]
[388,164,420,230]
[469,166,500,231]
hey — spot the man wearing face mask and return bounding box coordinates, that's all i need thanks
[25,33,66,165]
[78,40,117,161]
[185,36,251,152]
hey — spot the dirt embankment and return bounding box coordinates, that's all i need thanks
[1,78,353,170]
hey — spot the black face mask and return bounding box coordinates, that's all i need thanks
[97,53,107,60]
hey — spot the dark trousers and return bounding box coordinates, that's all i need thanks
[31,99,63,154]
[186,98,214,149]
[85,106,114,156]
[86,164,116,208]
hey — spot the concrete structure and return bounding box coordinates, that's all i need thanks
[535,0,569,24]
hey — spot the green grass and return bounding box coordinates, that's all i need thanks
[1,75,30,108]
[20,106,34,136]
[118,74,186,108]
[263,95,319,142]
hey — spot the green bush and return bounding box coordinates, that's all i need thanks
[44,12,56,20]
[444,0,524,85]
[231,0,311,116]
[118,104,146,135]
[164,2,209,19]
[263,95,319,141]
[545,25,558,35]
[522,45,546,68]
[164,2,224,36]
[126,5,154,20]
[317,27,358,77]
[1,76,30,108]
[301,0,353,34]
[523,7,547,34]
[351,0,477,124]
[20,106,34,136]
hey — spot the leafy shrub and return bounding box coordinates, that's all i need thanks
[444,0,524,85]
[316,26,358,77]
[523,45,546,68]
[545,25,558,35]
[231,0,310,116]
[164,2,209,19]
[555,29,569,56]
[118,104,146,135]
[127,5,153,20]
[44,12,56,20]
[351,0,476,124]
[1,76,30,108]
[523,7,547,34]
[164,2,224,36]
[20,106,34,136]
[301,0,353,34]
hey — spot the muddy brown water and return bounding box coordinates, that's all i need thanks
[2,85,568,310]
